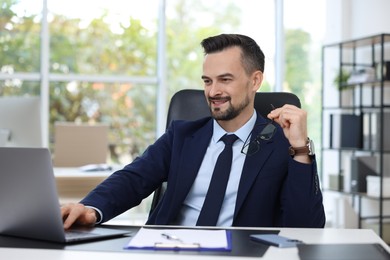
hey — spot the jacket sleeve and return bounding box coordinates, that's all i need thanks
[280,156,326,228]
[80,131,173,223]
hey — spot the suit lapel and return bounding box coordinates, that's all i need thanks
[233,116,275,219]
[172,121,213,205]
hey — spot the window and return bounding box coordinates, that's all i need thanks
[0,0,325,224]
[1,0,281,164]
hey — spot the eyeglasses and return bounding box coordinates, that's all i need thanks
[240,119,276,156]
[241,103,277,156]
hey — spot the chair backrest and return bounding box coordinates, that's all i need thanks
[166,89,301,127]
[149,89,301,215]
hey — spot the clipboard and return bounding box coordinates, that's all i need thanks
[124,228,232,251]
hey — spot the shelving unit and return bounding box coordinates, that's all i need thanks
[321,33,390,241]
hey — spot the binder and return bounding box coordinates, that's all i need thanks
[330,114,363,149]
[298,243,390,260]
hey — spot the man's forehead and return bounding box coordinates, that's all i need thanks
[203,51,242,75]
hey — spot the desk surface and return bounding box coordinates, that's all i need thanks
[54,167,114,178]
[1,226,389,259]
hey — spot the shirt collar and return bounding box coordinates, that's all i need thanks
[212,110,257,144]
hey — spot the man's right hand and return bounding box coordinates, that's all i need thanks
[61,203,97,229]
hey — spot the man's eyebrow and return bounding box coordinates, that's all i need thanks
[201,73,234,79]
[217,73,234,78]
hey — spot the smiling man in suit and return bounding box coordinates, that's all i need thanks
[62,34,325,229]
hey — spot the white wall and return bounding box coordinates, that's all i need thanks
[325,0,390,44]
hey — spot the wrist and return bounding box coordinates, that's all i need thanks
[85,206,103,224]
[288,138,315,157]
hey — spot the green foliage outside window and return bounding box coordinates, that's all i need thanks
[0,0,242,163]
[0,0,320,164]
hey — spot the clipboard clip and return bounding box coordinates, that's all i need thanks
[154,242,201,250]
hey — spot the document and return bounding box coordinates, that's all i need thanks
[125,228,232,251]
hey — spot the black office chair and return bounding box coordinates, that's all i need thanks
[149,89,301,215]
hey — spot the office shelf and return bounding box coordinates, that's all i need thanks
[321,33,390,240]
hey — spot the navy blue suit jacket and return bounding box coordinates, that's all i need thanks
[81,113,325,228]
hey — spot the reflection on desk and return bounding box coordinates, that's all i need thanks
[0,226,389,260]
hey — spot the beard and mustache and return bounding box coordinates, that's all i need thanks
[208,94,250,121]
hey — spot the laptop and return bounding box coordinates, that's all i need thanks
[0,147,130,243]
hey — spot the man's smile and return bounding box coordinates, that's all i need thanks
[209,97,230,108]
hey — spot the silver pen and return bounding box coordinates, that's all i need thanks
[161,233,183,243]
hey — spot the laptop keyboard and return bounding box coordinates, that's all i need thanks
[65,229,99,239]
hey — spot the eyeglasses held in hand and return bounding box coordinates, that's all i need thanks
[241,105,277,156]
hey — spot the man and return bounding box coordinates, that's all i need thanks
[62,34,325,229]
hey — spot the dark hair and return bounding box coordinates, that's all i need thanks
[201,34,265,74]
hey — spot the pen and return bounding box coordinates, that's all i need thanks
[161,233,183,243]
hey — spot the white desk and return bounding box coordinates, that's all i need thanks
[0,228,389,259]
[54,167,112,203]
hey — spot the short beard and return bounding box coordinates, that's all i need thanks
[209,95,250,121]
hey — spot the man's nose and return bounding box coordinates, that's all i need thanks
[208,82,223,97]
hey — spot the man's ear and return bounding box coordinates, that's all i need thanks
[252,70,263,91]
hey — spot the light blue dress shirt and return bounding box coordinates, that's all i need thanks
[175,111,257,226]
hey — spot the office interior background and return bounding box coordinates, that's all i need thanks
[1,0,390,238]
